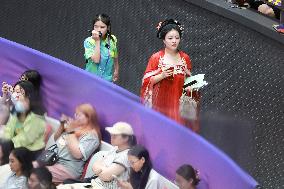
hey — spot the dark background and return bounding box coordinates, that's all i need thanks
[0,0,283,188]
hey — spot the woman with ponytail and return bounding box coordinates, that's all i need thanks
[84,13,119,82]
[175,164,200,189]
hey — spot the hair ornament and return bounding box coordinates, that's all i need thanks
[156,21,163,30]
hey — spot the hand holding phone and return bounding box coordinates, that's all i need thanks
[2,82,13,96]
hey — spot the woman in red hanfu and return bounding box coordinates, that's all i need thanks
[141,19,200,132]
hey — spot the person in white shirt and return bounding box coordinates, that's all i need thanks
[117,145,161,189]
[2,147,33,189]
[92,122,137,189]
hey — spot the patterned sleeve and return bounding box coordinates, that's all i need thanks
[79,133,100,161]
[84,37,95,60]
[140,51,162,101]
[182,51,192,75]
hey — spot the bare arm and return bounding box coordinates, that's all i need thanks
[93,161,125,182]
[65,133,82,159]
[90,31,101,63]
[113,57,119,82]
[53,122,65,141]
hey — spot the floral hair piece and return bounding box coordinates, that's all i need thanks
[156,21,163,30]
[156,19,184,38]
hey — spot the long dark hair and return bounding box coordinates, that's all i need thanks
[128,145,152,189]
[13,80,45,116]
[0,139,14,165]
[176,164,200,186]
[11,147,33,177]
[92,13,115,41]
[30,167,56,189]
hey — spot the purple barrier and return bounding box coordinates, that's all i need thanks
[0,37,258,189]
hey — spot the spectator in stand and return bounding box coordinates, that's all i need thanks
[46,103,101,183]
[117,145,162,189]
[235,0,280,19]
[1,70,43,125]
[175,164,200,189]
[2,81,46,160]
[28,167,56,189]
[90,122,137,189]
[2,147,33,189]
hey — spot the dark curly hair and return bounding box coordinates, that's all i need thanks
[11,147,33,177]
[156,19,183,39]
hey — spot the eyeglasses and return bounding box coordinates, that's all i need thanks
[129,159,140,166]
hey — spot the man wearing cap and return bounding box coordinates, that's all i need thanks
[92,122,137,189]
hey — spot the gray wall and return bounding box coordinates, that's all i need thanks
[0,0,283,188]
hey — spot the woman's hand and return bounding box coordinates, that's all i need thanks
[161,67,174,79]
[117,180,133,189]
[2,82,12,98]
[92,30,101,41]
[113,70,119,82]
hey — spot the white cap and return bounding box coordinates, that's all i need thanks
[105,122,134,135]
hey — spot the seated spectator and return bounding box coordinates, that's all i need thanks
[46,103,101,183]
[2,147,33,189]
[175,164,200,189]
[90,122,137,188]
[1,70,43,125]
[28,167,56,189]
[234,0,281,19]
[0,139,14,165]
[0,104,9,136]
[117,145,161,189]
[2,81,46,160]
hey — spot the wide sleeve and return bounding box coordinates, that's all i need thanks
[182,52,192,76]
[11,114,45,148]
[84,37,95,60]
[140,52,162,102]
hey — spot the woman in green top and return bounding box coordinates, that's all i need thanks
[84,14,119,82]
[2,80,46,160]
